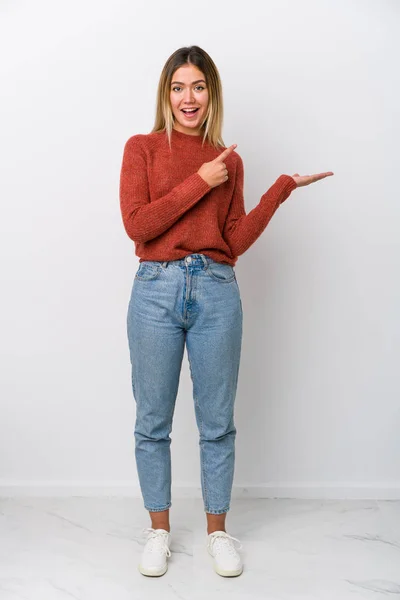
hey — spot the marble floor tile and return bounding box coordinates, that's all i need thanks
[0,497,399,599]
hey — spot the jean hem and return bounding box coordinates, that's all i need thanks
[205,507,230,514]
[145,503,172,512]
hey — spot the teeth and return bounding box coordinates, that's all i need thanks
[182,108,197,112]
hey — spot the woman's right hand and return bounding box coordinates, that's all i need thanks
[197,144,237,188]
[291,172,334,187]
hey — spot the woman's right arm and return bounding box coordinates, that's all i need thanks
[119,135,211,243]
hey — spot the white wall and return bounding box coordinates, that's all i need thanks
[1,0,398,499]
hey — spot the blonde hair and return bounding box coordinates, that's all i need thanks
[151,46,225,150]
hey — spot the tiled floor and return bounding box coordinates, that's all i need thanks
[0,497,399,599]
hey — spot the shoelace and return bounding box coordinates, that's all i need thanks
[142,527,171,557]
[208,531,243,555]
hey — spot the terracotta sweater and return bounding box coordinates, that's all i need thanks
[119,128,297,266]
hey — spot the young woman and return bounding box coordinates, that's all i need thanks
[119,45,333,578]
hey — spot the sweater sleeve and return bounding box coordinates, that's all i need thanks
[119,135,212,243]
[222,154,298,256]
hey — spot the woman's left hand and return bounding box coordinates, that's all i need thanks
[291,172,334,187]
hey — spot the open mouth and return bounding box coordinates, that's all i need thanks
[181,108,199,118]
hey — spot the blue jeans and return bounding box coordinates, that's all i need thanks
[126,253,243,515]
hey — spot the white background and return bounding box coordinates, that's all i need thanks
[1,0,398,499]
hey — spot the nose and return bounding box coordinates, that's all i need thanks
[183,88,195,103]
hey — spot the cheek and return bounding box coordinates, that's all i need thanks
[200,93,209,109]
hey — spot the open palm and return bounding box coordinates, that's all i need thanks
[292,172,334,187]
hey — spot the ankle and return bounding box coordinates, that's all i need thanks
[206,511,227,535]
[149,509,170,532]
[207,528,226,535]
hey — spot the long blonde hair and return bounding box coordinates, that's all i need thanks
[151,46,225,150]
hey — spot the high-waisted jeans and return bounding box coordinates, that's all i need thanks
[126,253,243,514]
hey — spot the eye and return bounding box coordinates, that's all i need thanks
[171,85,206,92]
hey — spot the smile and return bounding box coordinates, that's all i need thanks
[181,108,199,118]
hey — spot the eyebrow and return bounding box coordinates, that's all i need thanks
[170,79,206,85]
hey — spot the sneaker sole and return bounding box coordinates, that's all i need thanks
[213,563,243,577]
[138,562,168,576]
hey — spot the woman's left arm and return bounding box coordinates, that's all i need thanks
[222,155,298,257]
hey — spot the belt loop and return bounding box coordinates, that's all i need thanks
[200,254,208,267]
[162,261,168,268]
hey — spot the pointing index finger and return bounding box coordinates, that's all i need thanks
[216,144,237,161]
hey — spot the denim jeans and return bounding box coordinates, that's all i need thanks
[126,253,243,514]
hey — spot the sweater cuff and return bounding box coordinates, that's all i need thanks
[277,175,298,204]
[182,172,212,199]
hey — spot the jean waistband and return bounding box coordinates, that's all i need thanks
[147,254,218,268]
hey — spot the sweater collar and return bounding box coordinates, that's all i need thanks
[171,127,207,144]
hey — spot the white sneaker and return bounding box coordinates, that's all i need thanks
[207,530,243,577]
[138,527,172,576]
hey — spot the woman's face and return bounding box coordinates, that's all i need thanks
[170,64,209,136]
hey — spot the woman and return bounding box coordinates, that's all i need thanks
[119,45,333,578]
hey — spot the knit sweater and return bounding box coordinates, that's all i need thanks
[119,128,297,266]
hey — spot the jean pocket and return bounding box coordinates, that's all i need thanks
[135,262,162,281]
[205,262,236,283]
